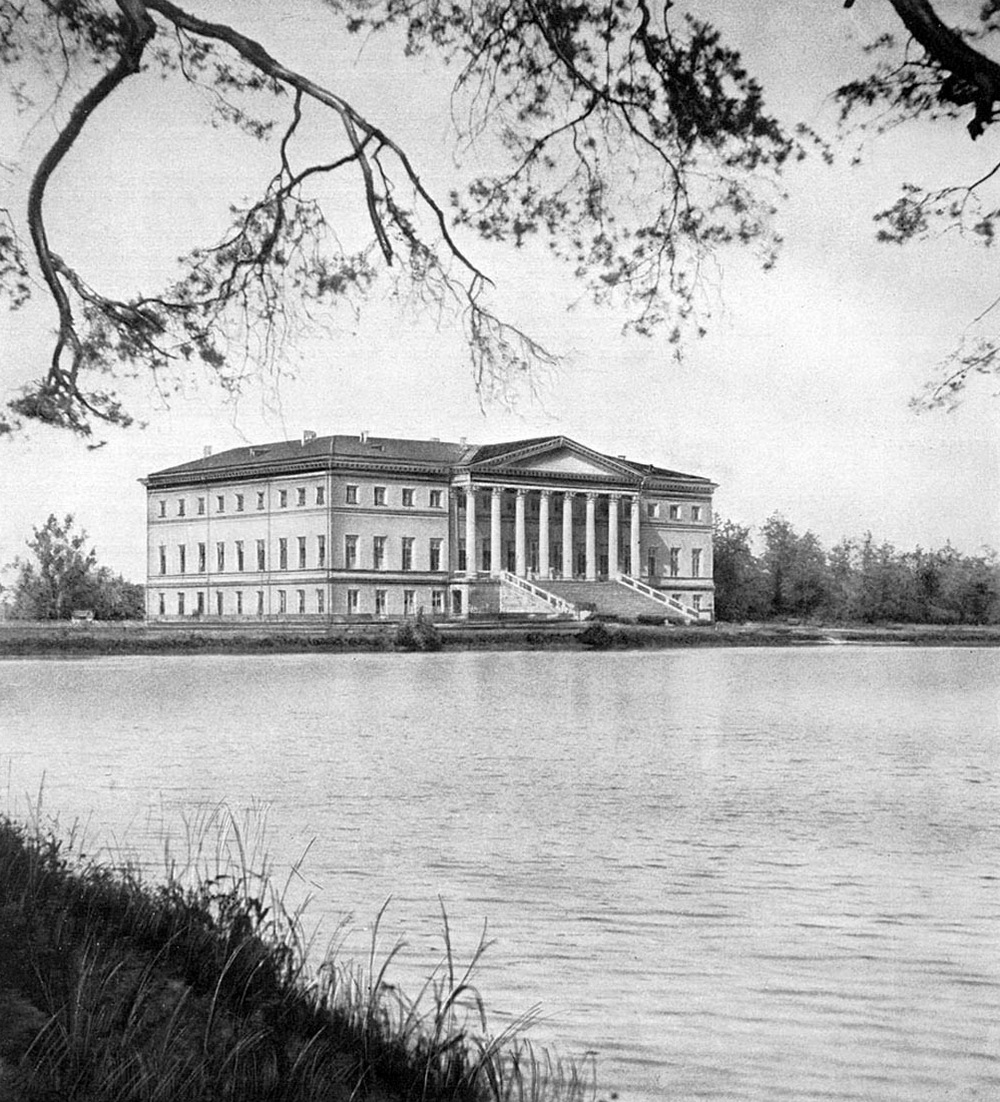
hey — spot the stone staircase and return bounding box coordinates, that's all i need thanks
[539,578,701,623]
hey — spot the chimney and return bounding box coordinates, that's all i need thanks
[203,445,212,458]
[302,429,316,445]
[360,430,368,444]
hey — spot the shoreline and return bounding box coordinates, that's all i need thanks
[1,620,998,656]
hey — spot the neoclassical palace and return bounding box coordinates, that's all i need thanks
[143,433,716,623]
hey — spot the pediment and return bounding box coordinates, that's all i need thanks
[468,437,638,480]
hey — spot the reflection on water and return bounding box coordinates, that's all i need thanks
[2,647,999,1101]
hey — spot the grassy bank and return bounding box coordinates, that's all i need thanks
[1,619,998,657]
[0,816,588,1102]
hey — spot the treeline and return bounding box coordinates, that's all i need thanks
[715,515,1000,624]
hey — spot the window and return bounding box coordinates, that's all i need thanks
[692,594,703,611]
[691,548,702,578]
[158,592,165,615]
[257,491,266,511]
[236,540,245,572]
[429,538,443,572]
[236,494,244,512]
[216,590,223,616]
[198,543,206,573]
[458,540,467,572]
[647,549,657,579]
[646,503,658,519]
[177,499,186,517]
[177,592,185,616]
[298,536,307,569]
[158,500,166,518]
[402,488,414,507]
[431,589,445,614]
[691,505,702,522]
[178,545,187,574]
[256,590,264,615]
[317,535,326,568]
[297,487,306,506]
[373,536,386,570]
[316,485,325,505]
[481,538,491,572]
[197,497,206,516]
[279,538,288,570]
[345,485,358,504]
[216,542,225,572]
[374,589,387,617]
[235,591,243,615]
[347,589,359,615]
[429,490,443,509]
[316,588,325,614]
[374,486,386,506]
[669,504,680,521]
[216,495,225,513]
[278,590,287,614]
[297,589,306,614]
[196,591,205,615]
[401,536,414,571]
[344,535,358,570]
[279,489,288,509]
[158,545,167,575]
[669,547,680,578]
[403,589,415,616]
[256,539,266,571]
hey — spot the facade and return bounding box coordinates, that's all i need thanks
[142,433,716,622]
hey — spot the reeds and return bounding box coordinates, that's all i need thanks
[0,810,593,1102]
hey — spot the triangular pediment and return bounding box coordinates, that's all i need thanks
[466,437,639,480]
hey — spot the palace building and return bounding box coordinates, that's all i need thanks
[142,433,716,623]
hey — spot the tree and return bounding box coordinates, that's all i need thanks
[712,518,768,622]
[4,2,1000,439]
[4,513,143,619]
[759,513,829,619]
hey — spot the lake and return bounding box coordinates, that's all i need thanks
[2,647,998,1101]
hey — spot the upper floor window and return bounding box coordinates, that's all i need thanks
[373,486,387,506]
[158,545,166,575]
[178,545,187,574]
[279,538,288,570]
[198,543,206,573]
[279,489,288,509]
[257,491,266,511]
[177,499,186,517]
[315,485,325,505]
[373,535,387,569]
[216,495,225,513]
[646,503,658,519]
[344,535,358,570]
[197,497,206,516]
[236,540,245,572]
[298,536,307,569]
[256,539,266,571]
[429,538,443,572]
[158,500,166,518]
[297,487,306,506]
[691,505,702,522]
[345,485,358,504]
[401,536,414,571]
[669,547,680,578]
[692,548,702,578]
[216,542,225,572]
[236,494,245,512]
[402,488,414,507]
[668,504,680,521]
[429,490,443,509]
[317,535,326,568]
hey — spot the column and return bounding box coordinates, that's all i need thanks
[490,487,502,576]
[585,493,597,580]
[515,489,527,577]
[538,490,551,579]
[608,493,620,578]
[562,492,574,578]
[465,484,477,575]
[630,495,641,577]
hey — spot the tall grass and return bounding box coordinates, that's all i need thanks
[0,810,594,1102]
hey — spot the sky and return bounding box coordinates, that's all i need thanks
[1,0,998,582]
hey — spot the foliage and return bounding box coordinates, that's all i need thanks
[394,610,444,651]
[4,513,144,620]
[714,512,1000,624]
[577,621,616,648]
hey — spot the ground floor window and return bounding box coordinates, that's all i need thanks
[452,589,463,615]
[692,594,702,611]
[297,589,306,614]
[403,589,415,616]
[316,588,325,614]
[236,591,243,615]
[432,589,445,614]
[196,591,205,615]
[256,590,264,615]
[347,589,359,615]
[216,590,223,616]
[278,590,287,614]
[374,589,387,617]
[158,592,165,616]
[177,592,185,616]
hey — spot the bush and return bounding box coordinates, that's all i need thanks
[394,610,443,651]
[635,613,666,626]
[577,621,616,649]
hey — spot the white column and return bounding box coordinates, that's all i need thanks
[585,493,597,581]
[515,489,527,577]
[538,490,551,579]
[490,487,502,576]
[608,494,620,578]
[630,495,641,577]
[562,492,574,578]
[465,485,477,575]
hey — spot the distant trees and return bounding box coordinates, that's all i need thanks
[3,515,144,621]
[713,514,999,625]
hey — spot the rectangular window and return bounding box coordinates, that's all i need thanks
[431,589,445,614]
[236,591,243,615]
[692,548,702,578]
[374,589,387,617]
[158,592,165,615]
[297,589,306,614]
[178,545,187,574]
[278,589,287,613]
[158,500,166,518]
[196,591,205,615]
[669,504,680,521]
[373,536,386,570]
[256,539,266,571]
[177,592,185,616]
[669,547,680,578]
[216,542,225,572]
[298,536,307,569]
[197,497,206,516]
[236,494,244,512]
[402,488,414,507]
[403,589,415,616]
[257,491,266,511]
[316,485,325,505]
[297,487,306,507]
[344,535,358,570]
[458,541,467,572]
[691,505,702,522]
[317,535,326,567]
[198,543,206,573]
[316,588,325,614]
[482,538,491,573]
[347,589,359,615]
[429,490,443,509]
[373,486,386,506]
[158,545,167,575]
[646,503,657,519]
[177,499,186,517]
[279,538,288,570]
[216,590,223,616]
[647,549,657,579]
[345,485,358,504]
[236,540,245,572]
[216,494,225,513]
[279,489,288,509]
[693,594,703,611]
[256,590,264,615]
[429,538,443,572]
[401,536,414,571]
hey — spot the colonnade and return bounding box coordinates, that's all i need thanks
[462,485,641,581]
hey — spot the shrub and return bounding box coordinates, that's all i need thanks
[578,621,616,649]
[394,610,443,651]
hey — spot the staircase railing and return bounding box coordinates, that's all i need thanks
[615,575,707,623]
[499,572,584,618]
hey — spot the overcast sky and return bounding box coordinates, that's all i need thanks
[1,0,998,581]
